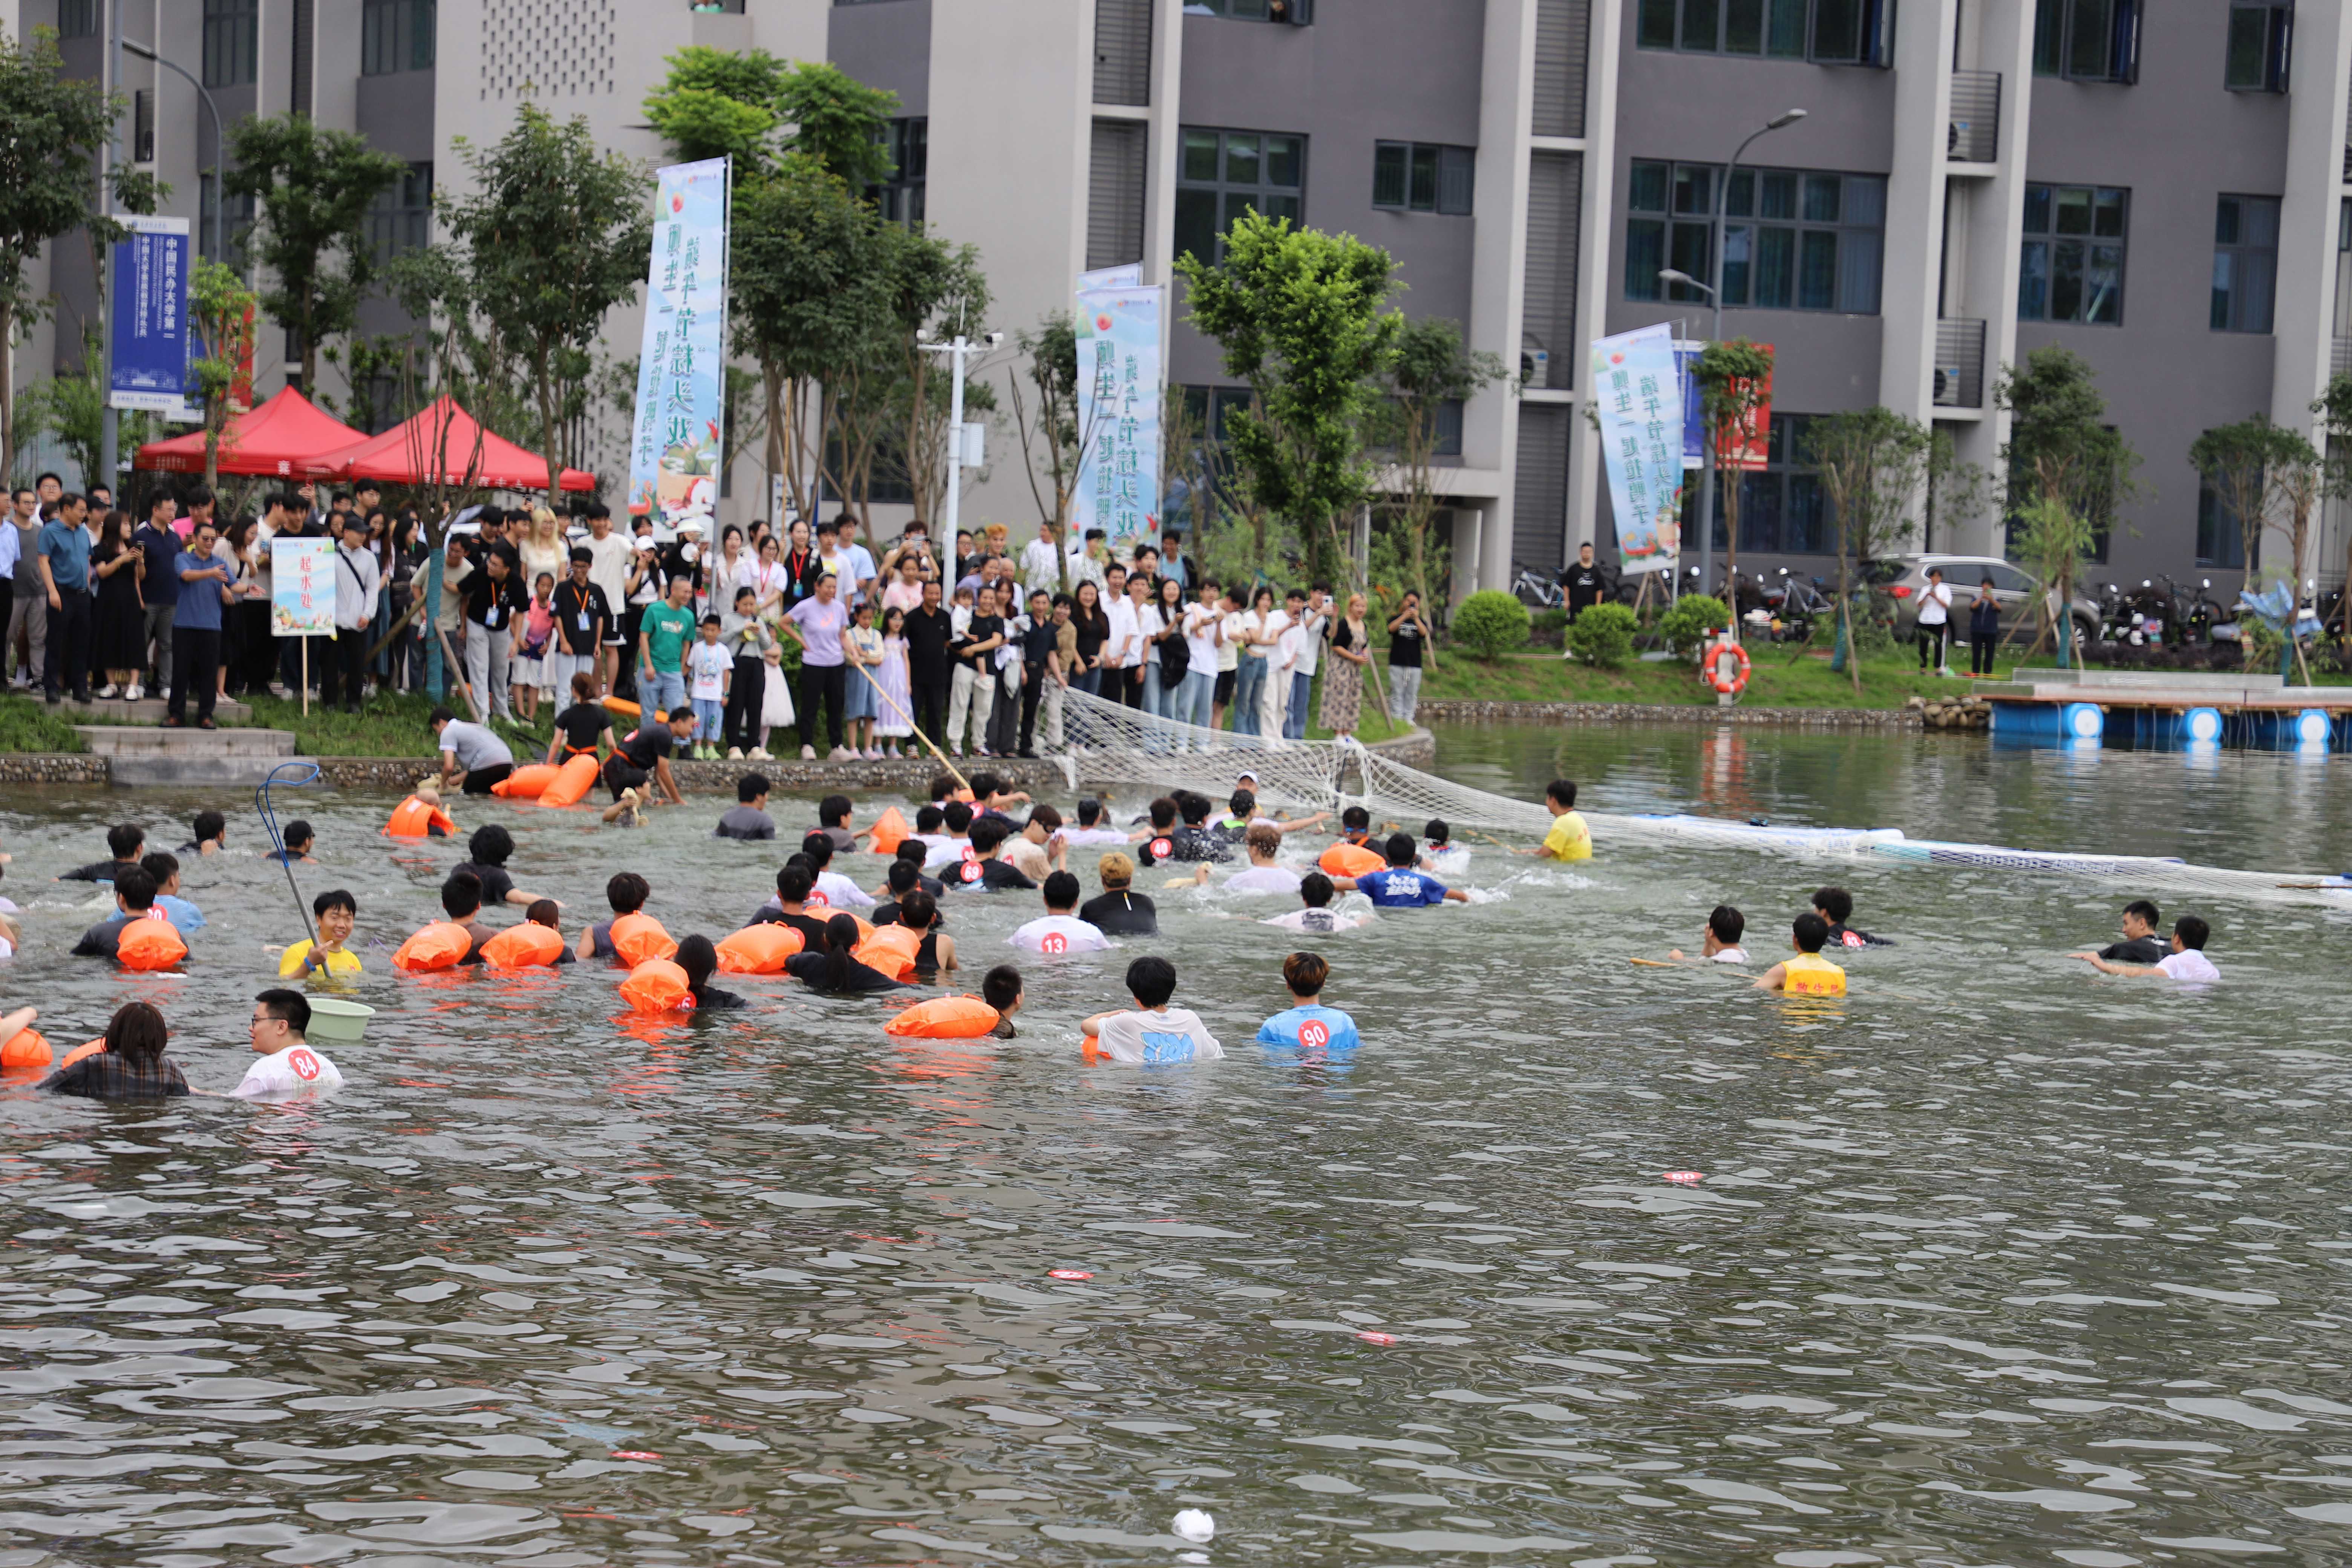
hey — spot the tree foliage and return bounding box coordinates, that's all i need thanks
[223,113,405,397]
[1691,338,1775,605]
[2189,413,2321,586]
[776,62,900,189]
[642,46,787,168]
[1805,407,1931,689]
[189,259,258,493]
[1380,315,1508,608]
[1995,346,2139,537]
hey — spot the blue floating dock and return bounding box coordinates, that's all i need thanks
[1977,671,2352,752]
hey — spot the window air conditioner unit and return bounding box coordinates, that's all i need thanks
[1933,363,1964,403]
[1522,348,1550,384]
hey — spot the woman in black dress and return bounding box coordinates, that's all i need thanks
[90,509,146,699]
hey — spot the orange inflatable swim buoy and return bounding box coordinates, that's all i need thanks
[620,957,693,1014]
[387,795,458,839]
[608,911,678,966]
[538,750,601,808]
[600,695,641,719]
[1318,842,1386,879]
[884,996,1000,1039]
[480,922,568,969]
[394,920,475,973]
[852,923,921,983]
[716,923,803,974]
[492,763,561,799]
[1,1027,52,1069]
[118,913,189,971]
[60,1038,105,1069]
[864,806,911,856]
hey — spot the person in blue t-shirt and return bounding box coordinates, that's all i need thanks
[1255,951,1361,1056]
[1354,831,1469,907]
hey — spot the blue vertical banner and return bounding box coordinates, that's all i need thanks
[109,215,199,422]
[1073,285,1163,557]
[628,157,730,529]
[1591,324,1685,574]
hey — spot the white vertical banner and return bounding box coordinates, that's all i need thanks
[1073,284,1163,557]
[627,157,731,529]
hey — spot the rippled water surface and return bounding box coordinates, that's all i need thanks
[3,723,2350,1568]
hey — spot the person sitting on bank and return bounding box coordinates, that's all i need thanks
[232,988,347,1101]
[716,773,776,841]
[2079,914,2218,982]
[1813,886,1892,948]
[1755,913,1847,995]
[281,889,363,977]
[40,1001,188,1099]
[1669,904,1749,964]
[431,706,516,796]
[2070,899,2165,966]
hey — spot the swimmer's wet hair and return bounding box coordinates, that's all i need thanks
[1148,797,1177,828]
[1545,779,1577,808]
[140,851,178,884]
[820,793,853,825]
[192,810,225,843]
[468,824,513,866]
[2125,898,2160,926]
[677,934,718,990]
[1126,955,1177,1009]
[970,817,1011,854]
[1383,831,1416,867]
[1424,819,1449,844]
[607,871,649,913]
[982,964,1023,1012]
[916,804,946,833]
[1299,871,1335,908]
[799,830,835,868]
[108,823,146,859]
[887,859,921,894]
[1099,851,1135,888]
[1341,806,1370,831]
[113,867,158,910]
[1283,951,1329,996]
[441,870,484,919]
[1793,912,1830,953]
[1709,905,1744,944]
[1245,823,1282,858]
[968,772,1003,800]
[256,987,310,1035]
[894,838,927,866]
[943,801,973,833]
[1811,887,1853,923]
[739,773,771,803]
[1177,792,1212,825]
[103,1001,168,1063]
[899,890,938,929]
[1229,789,1254,817]
[776,866,815,903]
[525,898,561,927]
[1027,803,1062,832]
[1042,870,1081,909]
[313,888,357,917]
[929,775,959,802]
[281,819,314,849]
[2174,915,2210,951]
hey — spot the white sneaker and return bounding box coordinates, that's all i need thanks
[726,746,744,760]
[830,746,854,761]
[749,746,772,761]
[127,683,143,701]
[800,744,816,760]
[96,683,119,699]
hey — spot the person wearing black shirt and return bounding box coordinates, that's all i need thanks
[943,818,1037,892]
[461,547,525,721]
[904,580,953,741]
[2071,899,2167,966]
[1562,542,1609,619]
[545,671,617,762]
[951,588,1006,756]
[550,548,612,697]
[786,913,908,994]
[1016,588,1059,758]
[604,709,694,804]
[755,867,837,952]
[1385,590,1430,725]
[1081,885,1158,936]
[677,935,747,1011]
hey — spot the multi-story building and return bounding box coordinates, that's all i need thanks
[18,1,2350,602]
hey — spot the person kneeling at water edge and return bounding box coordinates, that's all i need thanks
[1669,904,1748,965]
[1263,871,1367,932]
[1082,956,1224,1063]
[234,989,346,1101]
[40,1002,188,1099]
[1256,951,1361,1054]
[2079,914,2217,981]
[431,707,516,797]
[1012,871,1110,954]
[1355,833,1470,906]
[1756,913,1846,995]
[603,708,694,806]
[281,889,363,976]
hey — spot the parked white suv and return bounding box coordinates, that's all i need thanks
[1868,554,2101,649]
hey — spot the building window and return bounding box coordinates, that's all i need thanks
[367,162,433,262]
[1176,127,1305,265]
[2197,471,2247,569]
[363,0,437,76]
[2211,194,2278,334]
[1634,0,1890,64]
[2018,183,2126,325]
[870,118,926,227]
[2032,0,2140,83]
[1182,0,1312,21]
[1373,143,1474,216]
[2335,198,2351,343]
[133,91,155,164]
[203,0,259,88]
[58,0,99,39]
[200,174,257,273]
[2224,1,2291,91]
[1688,413,1830,553]
[1626,159,1885,313]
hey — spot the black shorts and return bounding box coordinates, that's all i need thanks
[1213,669,1236,706]
[603,759,650,800]
[462,763,513,796]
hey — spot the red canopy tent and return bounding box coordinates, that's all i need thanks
[309,395,595,492]
[132,387,366,478]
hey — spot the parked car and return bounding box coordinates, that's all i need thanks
[1867,554,2101,650]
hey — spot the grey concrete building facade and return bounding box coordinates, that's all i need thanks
[16,0,2348,602]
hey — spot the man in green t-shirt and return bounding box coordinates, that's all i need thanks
[638,576,696,719]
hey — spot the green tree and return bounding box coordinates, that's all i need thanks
[433,106,649,503]
[876,223,990,531]
[2190,413,2321,588]
[223,113,404,397]
[188,260,258,493]
[1009,314,1094,577]
[0,23,134,479]
[1995,346,2139,549]
[642,46,786,168]
[1805,407,1932,689]
[1381,316,1508,608]
[1176,210,1400,583]
[2314,372,2352,653]
[776,62,899,188]
[1690,338,1775,611]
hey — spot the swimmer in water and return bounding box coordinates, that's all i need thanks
[438,870,496,965]
[1812,886,1891,948]
[946,818,1040,893]
[1059,797,1133,848]
[756,867,836,952]
[1170,793,1233,863]
[2069,898,2165,966]
[520,899,575,963]
[183,809,227,857]
[2079,914,2218,981]
[1011,871,1111,954]
[1255,950,1362,1054]
[1355,832,1470,906]
[813,793,859,853]
[233,988,346,1101]
[897,889,957,977]
[871,858,923,924]
[40,1001,189,1099]
[797,831,879,908]
[1336,805,1374,847]
[268,819,317,865]
[980,964,1024,1038]
[281,889,362,976]
[677,934,746,1009]
[1132,796,1181,865]
[1262,870,1368,932]
[1223,824,1302,895]
[1668,904,1749,965]
[1530,779,1591,861]
[1080,852,1158,936]
[456,824,553,910]
[1755,912,1846,994]
[716,773,777,841]
[1080,955,1225,1064]
[142,851,205,931]
[786,913,909,994]
[579,872,651,961]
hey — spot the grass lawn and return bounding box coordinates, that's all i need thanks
[223,691,567,759]
[0,693,90,751]
[1414,646,2000,709]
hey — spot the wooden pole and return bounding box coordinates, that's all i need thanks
[848,654,969,794]
[435,622,485,722]
[300,635,308,717]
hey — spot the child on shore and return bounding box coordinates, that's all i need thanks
[686,614,733,761]
[1081,956,1225,1064]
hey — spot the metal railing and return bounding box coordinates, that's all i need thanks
[1934,318,1986,409]
[1948,70,2000,164]
[2334,338,2352,378]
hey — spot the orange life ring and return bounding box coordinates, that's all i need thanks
[394,920,475,972]
[716,923,804,974]
[118,912,190,971]
[884,995,1000,1039]
[608,911,678,966]
[1703,636,1750,696]
[480,922,568,969]
[620,957,693,1014]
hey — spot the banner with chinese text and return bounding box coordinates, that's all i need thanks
[1073,285,1163,557]
[627,157,730,530]
[1591,324,1685,574]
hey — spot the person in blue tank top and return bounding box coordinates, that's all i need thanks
[1255,951,1361,1056]
[1355,831,1470,907]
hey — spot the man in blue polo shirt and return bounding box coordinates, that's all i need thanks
[1353,831,1471,907]
[169,518,233,728]
[34,493,92,704]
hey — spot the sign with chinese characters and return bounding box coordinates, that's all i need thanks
[1591,325,1686,574]
[627,158,731,530]
[270,537,334,637]
[1073,285,1163,557]
[109,214,199,421]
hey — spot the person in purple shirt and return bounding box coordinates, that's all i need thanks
[782,571,851,760]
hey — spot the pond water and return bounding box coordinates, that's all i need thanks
[2,724,2349,1568]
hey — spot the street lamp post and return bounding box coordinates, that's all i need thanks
[124,39,226,265]
[917,331,1003,544]
[1671,108,1805,615]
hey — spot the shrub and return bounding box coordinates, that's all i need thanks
[1452,590,1532,660]
[1566,602,1638,669]
[1657,593,1730,658]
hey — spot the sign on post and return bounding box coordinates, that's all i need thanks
[270,537,334,637]
[1591,324,1686,574]
[628,157,731,530]
[1073,285,1163,559]
[109,215,200,423]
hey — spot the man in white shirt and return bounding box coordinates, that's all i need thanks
[1081,956,1225,1064]
[325,513,381,712]
[1263,591,1303,737]
[1020,520,1077,595]
[1104,573,1143,703]
[1010,871,1112,954]
[1220,823,1302,894]
[575,503,631,694]
[1283,585,1328,741]
[233,989,346,1102]
[1915,565,1954,677]
[1169,578,1222,730]
[1213,588,1245,729]
[1668,905,1750,964]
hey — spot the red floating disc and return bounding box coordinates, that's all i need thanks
[1663,1171,1705,1185]
[1048,1269,1094,1281]
[1356,1331,1400,1346]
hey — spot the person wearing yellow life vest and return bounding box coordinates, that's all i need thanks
[1755,913,1847,996]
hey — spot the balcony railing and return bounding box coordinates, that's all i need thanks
[1934,318,1986,409]
[2334,338,2352,378]
[1948,70,2000,164]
